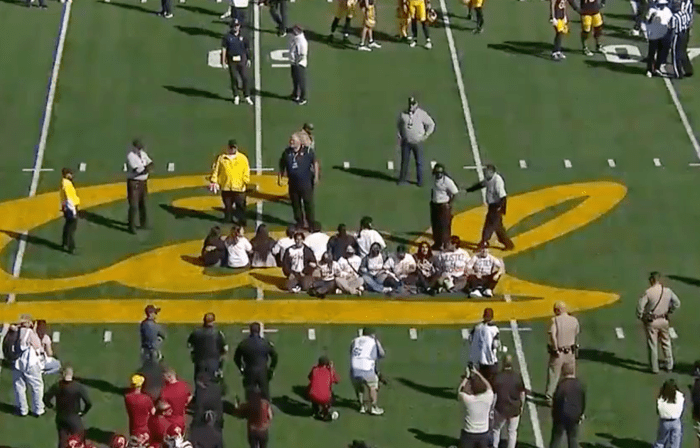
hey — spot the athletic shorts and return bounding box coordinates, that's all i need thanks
[581,13,603,32]
[408,0,426,21]
[351,369,379,390]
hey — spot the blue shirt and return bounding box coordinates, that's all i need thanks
[140,319,166,350]
[279,147,316,189]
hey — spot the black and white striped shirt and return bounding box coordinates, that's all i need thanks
[670,0,693,32]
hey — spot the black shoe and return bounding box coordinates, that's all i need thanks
[40,4,47,8]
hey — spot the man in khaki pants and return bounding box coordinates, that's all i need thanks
[545,302,579,404]
[637,272,681,373]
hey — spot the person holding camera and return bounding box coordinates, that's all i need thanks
[637,272,680,374]
[544,302,579,405]
[350,327,385,415]
[457,367,495,448]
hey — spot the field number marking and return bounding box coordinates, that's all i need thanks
[270,49,290,68]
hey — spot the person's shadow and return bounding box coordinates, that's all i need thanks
[271,395,313,417]
[596,432,649,448]
[0,230,64,252]
[408,428,458,447]
[80,211,131,233]
[290,385,357,410]
[85,427,115,446]
[332,166,396,183]
[576,348,649,373]
[163,86,228,101]
[396,377,455,400]
[76,377,126,395]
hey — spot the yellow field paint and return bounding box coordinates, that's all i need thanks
[0,178,626,324]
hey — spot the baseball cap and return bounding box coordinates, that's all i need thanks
[227,139,238,148]
[130,374,145,388]
[145,304,160,315]
[303,123,314,132]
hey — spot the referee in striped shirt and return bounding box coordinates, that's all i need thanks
[670,0,694,78]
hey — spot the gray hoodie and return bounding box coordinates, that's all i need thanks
[397,107,436,144]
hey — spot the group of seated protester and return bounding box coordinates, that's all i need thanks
[199,216,505,297]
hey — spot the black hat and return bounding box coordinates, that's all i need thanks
[228,139,238,148]
[303,123,314,132]
[231,18,241,27]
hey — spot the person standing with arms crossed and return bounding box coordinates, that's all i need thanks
[430,163,458,250]
[210,140,251,227]
[234,322,279,400]
[544,302,579,405]
[397,97,435,187]
[44,366,93,448]
[465,164,514,250]
[279,134,319,229]
[126,139,154,235]
[637,272,680,373]
[221,20,254,106]
[60,168,80,254]
[289,25,309,105]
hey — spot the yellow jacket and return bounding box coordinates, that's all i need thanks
[60,178,80,211]
[210,151,250,192]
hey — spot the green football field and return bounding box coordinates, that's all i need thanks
[1,0,700,446]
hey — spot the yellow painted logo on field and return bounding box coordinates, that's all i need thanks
[0,175,626,324]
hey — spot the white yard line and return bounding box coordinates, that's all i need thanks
[6,0,73,303]
[254,2,264,301]
[437,0,543,443]
[629,0,700,159]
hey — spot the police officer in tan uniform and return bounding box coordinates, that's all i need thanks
[545,301,579,403]
[637,272,681,374]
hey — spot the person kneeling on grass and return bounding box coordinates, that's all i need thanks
[282,232,316,293]
[225,225,252,269]
[201,226,227,267]
[307,356,340,420]
[309,252,338,298]
[465,245,504,298]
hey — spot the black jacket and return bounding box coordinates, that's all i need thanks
[234,335,278,374]
[552,377,586,422]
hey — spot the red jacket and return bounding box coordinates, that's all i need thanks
[308,365,339,404]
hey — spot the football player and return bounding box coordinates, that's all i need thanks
[575,0,603,55]
[329,0,357,41]
[467,0,485,33]
[358,0,382,50]
[109,434,128,448]
[397,0,411,40]
[407,0,432,48]
[163,425,194,448]
[550,0,573,60]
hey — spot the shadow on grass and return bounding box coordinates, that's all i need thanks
[576,348,649,373]
[163,85,228,101]
[332,166,396,183]
[81,210,131,233]
[487,41,558,60]
[76,377,126,395]
[596,432,649,448]
[0,230,64,252]
[101,1,154,14]
[0,401,15,415]
[175,25,221,39]
[272,395,312,417]
[290,385,358,410]
[86,427,115,445]
[396,377,455,399]
[408,428,458,447]
[585,60,645,75]
[668,274,700,288]
[160,204,221,222]
[178,4,219,15]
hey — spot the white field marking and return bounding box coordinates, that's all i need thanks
[387,160,394,170]
[79,162,86,172]
[505,294,545,448]
[499,327,533,332]
[689,163,700,166]
[628,0,700,159]
[409,328,418,340]
[519,159,527,169]
[343,161,350,169]
[7,0,73,303]
[670,327,678,339]
[653,158,662,167]
[123,163,127,172]
[437,0,485,200]
[608,159,616,168]
[430,160,437,169]
[357,328,363,337]
[52,331,61,343]
[270,50,291,68]
[615,327,625,339]
[463,165,478,169]
[167,162,175,172]
[0,323,7,363]
[564,159,572,168]
[308,328,316,340]
[103,330,112,343]
[22,168,54,172]
[461,328,470,340]
[501,345,508,353]
[254,1,264,301]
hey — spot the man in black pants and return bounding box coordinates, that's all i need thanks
[278,134,319,229]
[222,20,254,106]
[550,363,585,448]
[188,313,229,384]
[670,0,694,78]
[159,0,173,18]
[44,366,92,448]
[234,322,278,399]
[60,168,80,254]
[266,0,288,36]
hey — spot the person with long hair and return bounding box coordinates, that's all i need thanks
[225,225,252,269]
[309,252,338,298]
[235,387,273,448]
[654,379,684,448]
[201,226,226,267]
[35,320,61,375]
[414,241,439,294]
[250,224,277,268]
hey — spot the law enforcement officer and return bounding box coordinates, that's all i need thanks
[278,134,319,229]
[637,272,681,373]
[544,301,579,404]
[126,139,154,234]
[466,164,515,250]
[430,163,459,250]
[397,97,435,187]
[187,313,229,384]
[140,305,166,364]
[233,322,278,400]
[221,20,253,106]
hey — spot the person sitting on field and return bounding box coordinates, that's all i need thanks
[305,221,330,263]
[360,243,400,294]
[334,246,364,295]
[435,236,470,293]
[272,225,296,266]
[356,216,386,257]
[309,252,338,298]
[465,245,504,298]
[250,224,277,268]
[383,245,418,294]
[225,225,252,269]
[35,319,61,375]
[328,223,359,261]
[282,232,316,293]
[413,242,439,295]
[201,226,226,267]
[307,356,340,421]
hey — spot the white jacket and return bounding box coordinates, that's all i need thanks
[14,328,44,372]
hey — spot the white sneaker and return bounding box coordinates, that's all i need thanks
[630,28,641,36]
[359,405,367,414]
[233,96,240,105]
[370,406,385,416]
[558,51,566,59]
[245,96,254,105]
[483,288,493,297]
[409,39,417,47]
[382,287,392,294]
[470,289,483,297]
[425,39,433,49]
[163,12,173,18]
[292,286,301,293]
[646,71,653,78]
[369,41,381,48]
[220,9,232,19]
[358,45,371,51]
[335,288,342,294]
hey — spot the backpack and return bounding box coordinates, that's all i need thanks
[1,327,23,367]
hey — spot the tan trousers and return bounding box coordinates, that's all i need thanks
[645,318,673,373]
[336,277,363,295]
[545,352,575,399]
